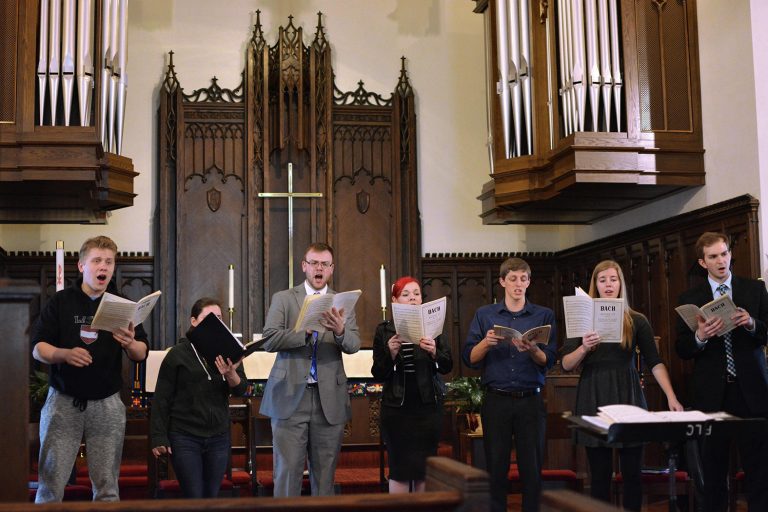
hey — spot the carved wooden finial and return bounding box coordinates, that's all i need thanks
[163,50,180,92]
[396,56,411,96]
[313,11,328,50]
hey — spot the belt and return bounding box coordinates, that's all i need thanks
[485,386,540,398]
[726,374,738,384]
[306,382,318,388]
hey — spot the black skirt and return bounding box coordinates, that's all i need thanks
[381,401,442,481]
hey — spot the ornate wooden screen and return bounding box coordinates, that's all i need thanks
[156,13,419,346]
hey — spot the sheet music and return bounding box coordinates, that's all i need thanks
[391,297,446,342]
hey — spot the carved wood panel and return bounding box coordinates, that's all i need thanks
[156,14,419,347]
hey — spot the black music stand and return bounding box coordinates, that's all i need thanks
[567,414,765,512]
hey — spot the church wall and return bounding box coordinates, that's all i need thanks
[751,0,768,277]
[0,0,765,266]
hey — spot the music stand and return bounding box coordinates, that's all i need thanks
[567,414,765,512]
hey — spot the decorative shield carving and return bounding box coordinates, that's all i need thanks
[356,189,370,214]
[207,187,222,212]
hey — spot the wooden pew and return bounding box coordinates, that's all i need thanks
[541,489,620,512]
[0,457,488,512]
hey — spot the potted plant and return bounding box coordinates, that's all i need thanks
[29,369,49,422]
[445,376,483,433]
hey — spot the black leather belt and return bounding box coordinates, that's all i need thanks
[485,386,540,398]
[307,382,318,388]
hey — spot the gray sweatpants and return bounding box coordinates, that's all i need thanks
[35,388,126,503]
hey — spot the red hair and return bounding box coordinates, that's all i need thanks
[391,276,419,299]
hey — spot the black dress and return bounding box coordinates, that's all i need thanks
[561,312,663,447]
[371,321,452,481]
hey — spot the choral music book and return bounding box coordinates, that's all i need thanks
[562,287,624,342]
[675,294,739,337]
[581,404,713,430]
[391,296,447,343]
[90,290,162,332]
[293,289,362,333]
[187,312,262,368]
[492,324,552,346]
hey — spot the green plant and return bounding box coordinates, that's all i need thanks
[445,376,483,414]
[29,370,49,406]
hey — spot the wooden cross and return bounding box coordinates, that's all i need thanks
[258,163,323,288]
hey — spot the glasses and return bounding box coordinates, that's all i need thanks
[304,260,333,269]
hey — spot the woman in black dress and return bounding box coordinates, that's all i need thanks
[371,276,453,493]
[561,260,682,511]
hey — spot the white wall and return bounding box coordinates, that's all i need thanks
[751,0,768,279]
[1,0,764,261]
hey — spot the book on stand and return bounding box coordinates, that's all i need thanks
[562,287,624,342]
[391,296,447,343]
[187,312,261,368]
[90,290,162,332]
[293,290,362,333]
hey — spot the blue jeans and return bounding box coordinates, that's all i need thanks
[169,431,230,498]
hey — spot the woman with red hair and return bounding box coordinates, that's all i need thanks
[371,276,453,493]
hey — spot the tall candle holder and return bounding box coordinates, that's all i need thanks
[379,264,387,321]
[228,307,235,331]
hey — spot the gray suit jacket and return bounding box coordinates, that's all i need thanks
[258,284,361,425]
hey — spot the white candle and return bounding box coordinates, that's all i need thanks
[228,264,234,310]
[379,264,386,309]
[56,241,65,291]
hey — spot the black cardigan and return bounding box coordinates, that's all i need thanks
[370,320,452,407]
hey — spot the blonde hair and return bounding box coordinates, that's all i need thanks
[587,260,635,350]
[78,236,118,262]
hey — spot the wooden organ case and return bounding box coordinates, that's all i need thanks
[473,0,705,224]
[0,0,138,223]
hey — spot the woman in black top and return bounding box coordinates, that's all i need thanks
[561,260,682,511]
[150,297,248,498]
[371,276,452,493]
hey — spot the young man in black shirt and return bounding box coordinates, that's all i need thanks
[32,236,149,502]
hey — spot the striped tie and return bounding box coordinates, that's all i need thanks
[309,292,320,383]
[309,330,318,382]
[716,284,737,378]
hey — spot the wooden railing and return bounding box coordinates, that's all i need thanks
[0,457,488,512]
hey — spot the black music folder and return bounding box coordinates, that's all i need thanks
[187,313,260,369]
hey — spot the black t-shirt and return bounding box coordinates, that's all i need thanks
[31,279,149,401]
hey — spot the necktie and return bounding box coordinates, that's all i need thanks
[309,330,319,383]
[716,284,737,377]
[309,292,320,383]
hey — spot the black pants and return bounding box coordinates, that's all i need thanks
[585,445,643,511]
[700,382,768,512]
[481,391,545,512]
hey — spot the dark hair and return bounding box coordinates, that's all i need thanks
[695,232,730,260]
[391,276,419,299]
[304,242,334,261]
[190,297,222,319]
[79,236,118,262]
[499,257,531,279]
[185,297,222,339]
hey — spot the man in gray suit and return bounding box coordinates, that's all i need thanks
[259,242,361,496]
